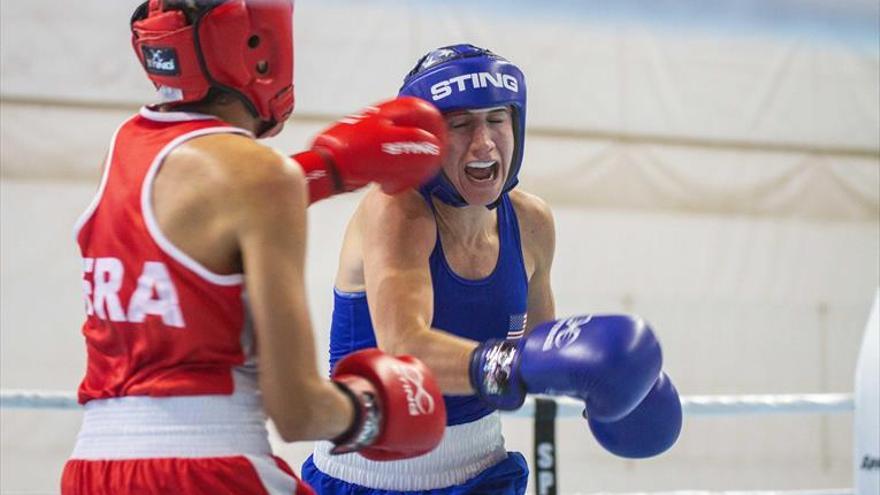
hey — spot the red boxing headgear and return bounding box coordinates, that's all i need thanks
[131,0,295,136]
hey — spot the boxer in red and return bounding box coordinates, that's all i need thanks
[61,1,447,494]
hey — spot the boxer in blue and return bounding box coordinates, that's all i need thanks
[302,44,683,494]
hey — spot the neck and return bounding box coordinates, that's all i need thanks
[160,98,261,135]
[207,103,262,135]
[432,197,498,242]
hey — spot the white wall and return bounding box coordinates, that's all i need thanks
[2,0,878,493]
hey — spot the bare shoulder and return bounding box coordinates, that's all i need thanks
[359,187,434,230]
[174,134,306,205]
[357,187,436,254]
[510,189,556,273]
[509,189,555,241]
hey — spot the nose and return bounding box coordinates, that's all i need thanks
[468,121,495,158]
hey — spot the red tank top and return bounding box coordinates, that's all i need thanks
[74,107,255,403]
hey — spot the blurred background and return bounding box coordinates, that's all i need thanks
[1,0,878,493]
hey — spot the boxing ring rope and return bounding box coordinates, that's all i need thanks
[574,491,852,495]
[516,393,855,418]
[0,388,856,416]
[0,389,855,495]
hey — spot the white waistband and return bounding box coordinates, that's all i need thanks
[70,394,271,460]
[312,412,508,490]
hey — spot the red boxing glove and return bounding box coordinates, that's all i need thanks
[292,96,447,204]
[330,348,446,461]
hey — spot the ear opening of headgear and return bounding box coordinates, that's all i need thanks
[399,44,526,209]
[130,0,295,137]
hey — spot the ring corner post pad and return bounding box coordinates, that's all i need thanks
[533,397,558,495]
[854,288,880,495]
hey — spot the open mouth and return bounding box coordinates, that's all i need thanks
[464,161,498,182]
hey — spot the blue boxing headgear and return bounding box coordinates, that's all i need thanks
[399,44,526,208]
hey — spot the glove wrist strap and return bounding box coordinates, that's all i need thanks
[291,149,343,205]
[329,378,382,455]
[470,339,524,410]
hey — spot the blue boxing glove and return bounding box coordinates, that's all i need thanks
[470,315,662,422]
[588,371,682,458]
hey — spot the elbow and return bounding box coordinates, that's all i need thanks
[376,326,428,358]
[262,379,325,443]
[372,314,435,358]
[264,379,351,443]
[273,422,302,443]
[274,421,308,444]
[266,400,314,443]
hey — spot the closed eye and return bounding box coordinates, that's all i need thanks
[487,110,510,125]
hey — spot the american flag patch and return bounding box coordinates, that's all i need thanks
[507,313,527,340]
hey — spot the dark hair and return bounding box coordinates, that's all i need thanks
[170,87,233,113]
[160,0,226,23]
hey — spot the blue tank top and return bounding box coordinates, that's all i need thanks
[328,193,529,425]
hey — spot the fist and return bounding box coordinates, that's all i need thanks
[330,349,446,461]
[471,315,662,421]
[588,372,683,458]
[295,97,447,203]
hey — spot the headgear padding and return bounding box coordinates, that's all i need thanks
[131,0,294,137]
[399,44,527,208]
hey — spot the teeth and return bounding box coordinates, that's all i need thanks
[466,161,496,169]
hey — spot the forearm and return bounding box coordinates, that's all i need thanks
[260,361,355,442]
[369,295,476,393]
[384,327,478,394]
[251,280,354,441]
[292,380,355,441]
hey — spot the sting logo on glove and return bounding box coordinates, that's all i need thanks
[393,364,436,415]
[381,142,441,156]
[542,315,592,351]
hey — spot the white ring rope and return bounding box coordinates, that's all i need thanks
[0,390,856,495]
[1,389,78,410]
[513,393,856,418]
[578,491,852,495]
[0,389,855,417]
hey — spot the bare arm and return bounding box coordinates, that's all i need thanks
[231,146,354,442]
[514,191,557,332]
[360,189,479,394]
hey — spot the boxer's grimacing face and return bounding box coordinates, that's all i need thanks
[441,107,515,207]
